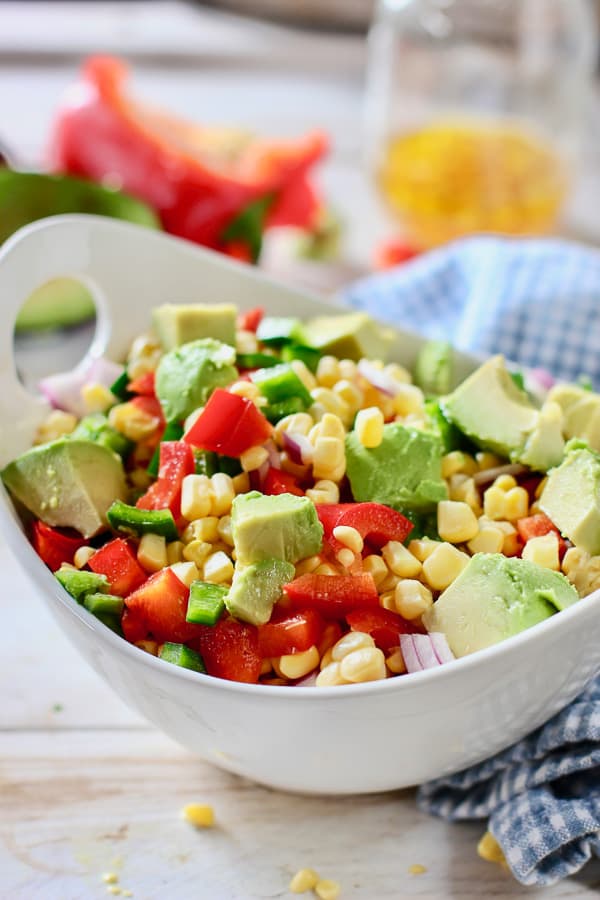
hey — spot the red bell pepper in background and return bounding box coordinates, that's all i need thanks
[373,236,420,271]
[136,440,195,518]
[124,567,200,644]
[31,520,86,571]
[237,306,264,333]
[284,573,380,619]
[127,371,155,396]
[195,616,261,683]
[517,513,567,558]
[89,537,147,597]
[263,466,303,497]
[48,56,328,256]
[346,608,419,652]
[184,388,272,457]
[257,608,325,658]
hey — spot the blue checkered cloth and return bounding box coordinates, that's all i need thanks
[344,236,600,388]
[344,236,600,886]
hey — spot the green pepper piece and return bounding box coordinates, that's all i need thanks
[251,363,312,407]
[106,500,179,541]
[264,396,307,424]
[83,592,125,617]
[256,316,306,346]
[147,422,184,476]
[159,642,206,673]
[217,454,243,478]
[55,567,109,604]
[236,352,280,370]
[186,581,227,626]
[193,449,219,477]
[110,369,132,401]
[280,343,321,373]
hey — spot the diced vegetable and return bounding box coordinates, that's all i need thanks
[107,499,179,541]
[183,388,272,457]
[284,573,380,618]
[136,441,195,518]
[257,608,325,657]
[400,633,455,673]
[147,422,185,477]
[83,591,125,617]
[263,467,303,497]
[159,641,206,673]
[88,538,147,597]
[250,363,313,408]
[195,616,262,683]
[186,581,227,626]
[124,567,200,643]
[237,306,264,333]
[32,521,86,571]
[55,567,109,603]
[346,607,418,651]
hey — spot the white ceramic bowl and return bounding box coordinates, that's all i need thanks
[2,215,599,795]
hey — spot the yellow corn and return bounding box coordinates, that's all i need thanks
[503,486,530,521]
[314,412,346,441]
[315,880,341,900]
[449,475,482,514]
[354,406,384,448]
[203,550,234,584]
[81,382,114,414]
[362,554,389,587]
[228,379,261,402]
[217,515,234,546]
[169,561,199,587]
[386,647,406,674]
[339,647,387,683]
[483,485,507,520]
[314,563,340,576]
[210,473,235,516]
[316,355,341,388]
[336,548,356,569]
[384,361,412,384]
[467,526,505,555]
[441,451,478,478]
[187,516,219,543]
[102,873,119,884]
[379,589,397,612]
[235,328,258,355]
[493,474,517,492]
[108,401,159,441]
[310,387,349,421]
[183,540,212,568]
[289,868,320,893]
[167,540,184,564]
[278,645,320,680]
[382,540,422,577]
[437,500,479,543]
[338,358,357,380]
[181,803,215,828]
[312,436,345,480]
[73,546,95,569]
[232,471,250,494]
[35,409,78,444]
[135,639,159,656]
[295,554,322,576]
[181,474,213,520]
[378,572,401,593]
[407,539,442,561]
[562,546,589,576]
[316,661,348,686]
[333,378,363,415]
[275,412,315,438]
[290,359,317,391]
[476,451,502,471]
[305,479,339,505]
[332,525,363,554]
[137,533,168,573]
[422,543,470,591]
[391,383,425,417]
[522,532,560,570]
[394,580,433,619]
[240,444,269,472]
[332,631,375,660]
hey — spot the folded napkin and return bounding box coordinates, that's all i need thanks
[343,236,600,886]
[344,235,600,388]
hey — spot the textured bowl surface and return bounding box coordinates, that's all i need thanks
[1,215,599,794]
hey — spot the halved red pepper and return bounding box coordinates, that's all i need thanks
[31,520,86,572]
[184,388,272,457]
[127,371,155,396]
[124,567,200,644]
[257,608,325,658]
[136,440,195,518]
[195,616,261,683]
[346,608,420,652]
[89,537,147,597]
[237,306,264,333]
[48,56,328,254]
[284,573,379,619]
[517,513,567,559]
[263,466,303,497]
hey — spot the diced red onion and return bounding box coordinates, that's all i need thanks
[429,632,455,665]
[295,673,318,687]
[282,431,313,465]
[473,463,528,488]
[357,360,399,397]
[400,633,455,673]
[256,458,270,487]
[263,438,281,469]
[38,356,123,417]
[527,368,556,391]
[399,634,422,673]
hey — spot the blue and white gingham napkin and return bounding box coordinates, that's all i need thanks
[343,236,600,886]
[344,236,600,388]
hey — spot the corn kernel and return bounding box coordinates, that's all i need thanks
[312,437,345,479]
[217,515,234,546]
[315,880,341,900]
[450,475,482,514]
[437,500,479,543]
[314,563,340,576]
[169,561,199,587]
[422,543,470,591]
[336,548,356,569]
[81,382,114,413]
[467,527,505,555]
[362,554,389,587]
[442,451,478,478]
[332,525,363,554]
[229,379,261,402]
[378,572,400,593]
[310,388,349,421]
[35,409,78,443]
[167,540,184,564]
[108,401,159,441]
[535,477,548,499]
[235,328,258,354]
[275,412,314,438]
[333,378,363,413]
[408,539,442,561]
[476,451,502,471]
[353,406,384,449]
[189,516,219,543]
[315,412,346,441]
[332,631,375,660]
[289,868,320,893]
[340,647,386,683]
[181,474,213,520]
[316,662,348,686]
[503,486,530,521]
[320,647,334,669]
[290,359,317,391]
[522,532,560,570]
[386,647,406,674]
[74,546,95,569]
[493,474,517,492]
[232,471,250,494]
[562,546,589,576]
[305,479,340,505]
[483,485,507,520]
[210,473,235,516]
[391,383,424,417]
[379,589,397,612]
[316,355,341,388]
[240,444,269,472]
[477,831,506,865]
[394,580,433,619]
[106,885,122,896]
[278,645,320,680]
[381,540,422,577]
[137,533,168,573]
[183,540,212,568]
[181,803,215,828]
[203,550,234,584]
[384,361,411,384]
[295,554,322,576]
[408,864,427,875]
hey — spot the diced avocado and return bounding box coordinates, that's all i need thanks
[155,338,238,423]
[539,442,600,554]
[55,567,109,603]
[153,303,236,351]
[442,356,564,471]
[231,491,323,566]
[301,312,394,362]
[2,439,127,538]
[225,558,295,626]
[414,340,453,395]
[345,422,447,514]
[71,414,133,460]
[159,642,206,673]
[548,383,600,451]
[422,553,579,657]
[424,398,472,453]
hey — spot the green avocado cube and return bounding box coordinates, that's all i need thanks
[539,442,600,554]
[301,312,394,362]
[345,422,447,514]
[231,491,324,566]
[155,338,238,423]
[153,303,236,350]
[225,558,295,626]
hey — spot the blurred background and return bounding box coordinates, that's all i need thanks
[2,0,600,311]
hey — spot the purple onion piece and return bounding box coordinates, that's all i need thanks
[412,633,440,669]
[38,355,122,417]
[282,431,312,465]
[357,360,399,397]
[399,634,422,673]
[429,632,455,665]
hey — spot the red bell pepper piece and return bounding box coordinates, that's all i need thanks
[317,620,343,657]
[316,502,413,556]
[257,608,325,658]
[121,607,148,644]
[195,616,261,683]
[131,394,165,427]
[237,306,264,333]
[136,440,195,518]
[263,466,303,497]
[346,608,419,652]
[31,520,86,572]
[124,567,200,644]
[184,388,272,457]
[517,513,567,558]
[48,56,328,253]
[127,371,155,395]
[89,538,147,597]
[284,573,380,619]
[373,237,420,270]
